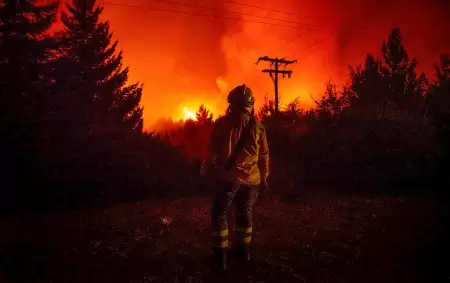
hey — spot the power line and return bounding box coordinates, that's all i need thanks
[292,17,378,57]
[281,28,336,59]
[286,26,314,44]
[152,0,327,31]
[290,33,338,57]
[291,20,374,57]
[100,1,334,34]
[99,1,308,29]
[305,34,337,49]
[223,0,305,17]
[221,0,336,43]
[99,1,337,53]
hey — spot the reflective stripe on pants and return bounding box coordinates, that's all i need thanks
[236,226,252,245]
[212,229,229,248]
[211,180,257,248]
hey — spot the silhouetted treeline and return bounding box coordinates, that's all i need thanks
[0,0,193,213]
[1,1,449,214]
[172,29,450,197]
[264,29,449,195]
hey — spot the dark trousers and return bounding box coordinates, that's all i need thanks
[211,180,258,249]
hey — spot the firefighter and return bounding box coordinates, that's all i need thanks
[201,84,270,271]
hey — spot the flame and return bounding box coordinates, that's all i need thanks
[183,107,197,121]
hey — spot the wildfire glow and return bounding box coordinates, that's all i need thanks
[84,0,449,131]
[183,107,197,121]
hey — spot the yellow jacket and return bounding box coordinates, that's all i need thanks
[202,111,269,186]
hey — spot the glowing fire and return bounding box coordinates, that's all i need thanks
[183,107,197,121]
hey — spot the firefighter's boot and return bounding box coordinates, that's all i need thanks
[236,226,253,262]
[212,228,229,271]
[236,244,251,262]
[213,247,227,271]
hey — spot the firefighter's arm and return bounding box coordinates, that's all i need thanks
[257,124,269,182]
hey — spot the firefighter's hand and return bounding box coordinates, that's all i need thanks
[256,179,269,205]
[259,179,268,194]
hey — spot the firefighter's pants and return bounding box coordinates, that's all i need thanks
[211,179,258,249]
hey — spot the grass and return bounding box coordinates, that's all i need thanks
[0,189,437,283]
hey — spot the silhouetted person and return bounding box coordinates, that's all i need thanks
[202,84,270,271]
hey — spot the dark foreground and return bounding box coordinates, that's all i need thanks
[0,190,437,283]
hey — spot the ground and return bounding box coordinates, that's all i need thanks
[0,190,437,283]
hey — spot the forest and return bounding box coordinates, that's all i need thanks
[0,0,449,282]
[2,1,449,210]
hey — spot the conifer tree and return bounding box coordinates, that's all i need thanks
[0,0,58,187]
[380,28,427,119]
[348,54,387,119]
[55,0,143,134]
[314,81,348,119]
[348,28,428,120]
[195,104,213,124]
[0,0,58,124]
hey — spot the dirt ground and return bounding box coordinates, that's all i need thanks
[0,190,437,283]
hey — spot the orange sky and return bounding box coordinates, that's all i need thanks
[55,0,450,130]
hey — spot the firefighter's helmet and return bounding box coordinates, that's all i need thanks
[227,84,255,107]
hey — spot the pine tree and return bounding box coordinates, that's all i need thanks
[314,81,349,119]
[347,28,428,120]
[55,0,143,135]
[0,0,58,124]
[380,28,428,119]
[348,54,389,119]
[0,0,58,190]
[195,104,213,124]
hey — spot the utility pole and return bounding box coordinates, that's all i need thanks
[256,56,297,117]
